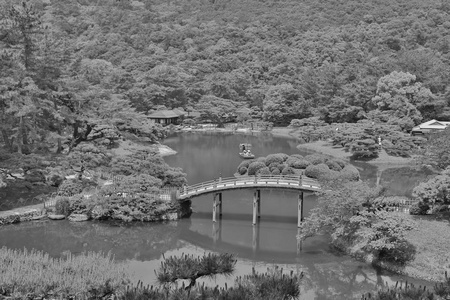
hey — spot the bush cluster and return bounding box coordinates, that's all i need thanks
[236,152,359,182]
[265,153,288,165]
[57,178,97,197]
[409,201,430,215]
[247,161,266,176]
[54,196,71,216]
[257,167,271,176]
[304,162,359,181]
[286,157,310,169]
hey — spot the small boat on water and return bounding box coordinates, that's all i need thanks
[239,143,255,159]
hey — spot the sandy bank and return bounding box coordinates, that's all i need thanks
[157,144,177,157]
[111,140,177,157]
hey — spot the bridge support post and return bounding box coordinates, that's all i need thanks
[213,193,217,222]
[218,192,222,216]
[213,192,222,222]
[257,189,261,219]
[252,221,259,253]
[252,190,258,225]
[297,191,304,228]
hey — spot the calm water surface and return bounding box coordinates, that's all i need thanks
[0,132,432,299]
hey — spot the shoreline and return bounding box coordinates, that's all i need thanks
[270,127,415,169]
[269,127,447,283]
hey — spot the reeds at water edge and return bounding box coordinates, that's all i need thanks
[0,247,129,297]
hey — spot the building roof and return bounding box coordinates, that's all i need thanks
[418,119,450,128]
[148,110,184,119]
[412,119,450,131]
[172,108,186,116]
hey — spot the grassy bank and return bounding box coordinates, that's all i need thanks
[269,128,449,282]
[271,127,415,167]
[389,215,450,282]
[0,247,129,298]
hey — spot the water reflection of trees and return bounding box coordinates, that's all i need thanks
[300,259,380,299]
[379,166,435,197]
[0,220,182,261]
[180,221,382,299]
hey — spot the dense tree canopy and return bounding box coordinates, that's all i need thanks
[1,0,449,140]
[1,0,450,180]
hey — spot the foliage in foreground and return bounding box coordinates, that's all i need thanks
[0,250,301,300]
[0,247,129,299]
[420,128,450,170]
[122,265,301,300]
[412,168,450,206]
[299,180,415,266]
[156,253,236,289]
[361,272,450,299]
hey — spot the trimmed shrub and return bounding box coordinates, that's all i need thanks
[257,167,271,176]
[268,162,280,171]
[272,168,281,175]
[280,153,290,161]
[69,194,94,216]
[285,157,299,167]
[57,179,97,197]
[238,166,248,175]
[256,157,267,165]
[290,154,304,159]
[326,160,343,172]
[55,197,71,216]
[292,159,311,169]
[117,174,162,194]
[248,161,267,176]
[265,153,288,166]
[409,201,430,215]
[281,166,295,175]
[304,163,330,179]
[340,164,360,181]
[304,154,328,165]
[277,163,286,171]
[350,139,379,159]
[333,158,346,168]
[237,159,255,171]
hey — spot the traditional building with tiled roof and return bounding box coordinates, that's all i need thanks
[411,119,450,135]
[147,109,185,125]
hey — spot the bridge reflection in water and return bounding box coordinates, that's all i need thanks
[177,175,321,227]
[211,216,305,256]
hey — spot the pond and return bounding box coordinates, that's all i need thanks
[0,132,433,299]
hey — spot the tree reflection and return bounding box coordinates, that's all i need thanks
[0,219,182,261]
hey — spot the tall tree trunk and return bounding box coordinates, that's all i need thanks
[68,123,93,152]
[56,138,62,154]
[17,116,23,154]
[1,130,13,152]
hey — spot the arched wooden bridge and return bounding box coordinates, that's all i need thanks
[176,175,321,227]
[178,175,320,200]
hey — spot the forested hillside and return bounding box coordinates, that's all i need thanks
[1,0,450,152]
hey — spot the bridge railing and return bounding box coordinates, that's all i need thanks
[181,175,320,197]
